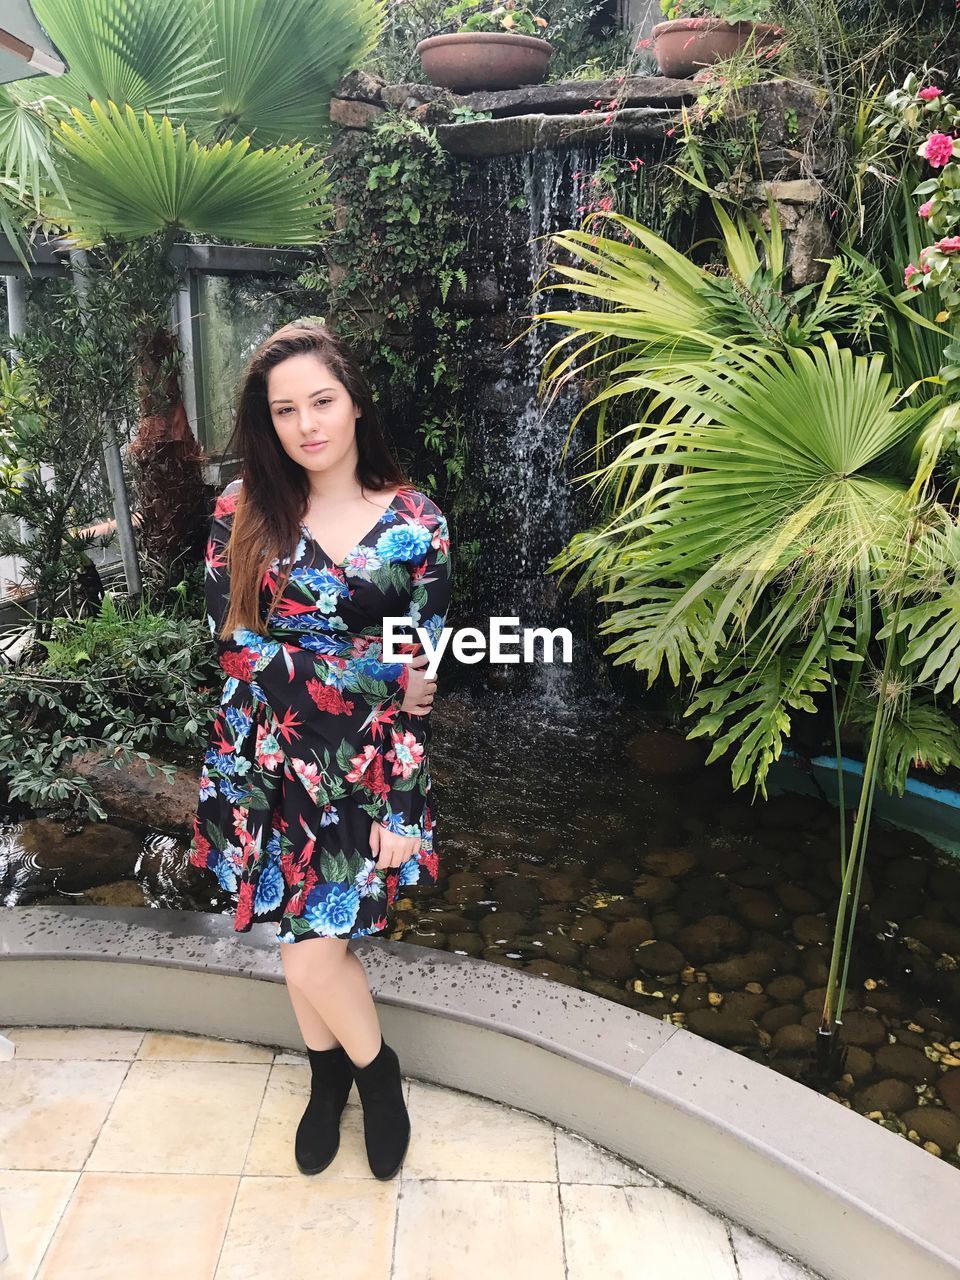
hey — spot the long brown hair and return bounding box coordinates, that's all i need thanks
[218,319,408,638]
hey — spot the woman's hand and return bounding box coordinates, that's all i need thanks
[369,820,420,871]
[400,651,437,716]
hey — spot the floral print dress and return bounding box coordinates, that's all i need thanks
[188,480,452,943]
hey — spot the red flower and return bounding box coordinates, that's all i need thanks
[220,648,256,682]
[919,86,943,101]
[235,880,254,931]
[306,678,355,715]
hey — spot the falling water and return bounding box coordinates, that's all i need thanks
[465,139,662,721]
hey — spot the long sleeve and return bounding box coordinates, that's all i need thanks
[204,485,409,765]
[377,505,453,837]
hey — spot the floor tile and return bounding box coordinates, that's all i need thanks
[85,1060,269,1175]
[0,1060,128,1171]
[403,1080,557,1181]
[730,1223,821,1279]
[215,1175,397,1279]
[137,1032,273,1063]
[35,1172,237,1280]
[561,1184,739,1280]
[0,1170,77,1279]
[555,1128,659,1186]
[0,1028,143,1060]
[394,1178,565,1280]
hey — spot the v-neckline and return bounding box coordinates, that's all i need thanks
[299,487,406,569]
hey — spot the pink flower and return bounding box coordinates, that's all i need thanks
[934,236,960,254]
[922,132,956,167]
[919,86,943,101]
[918,199,935,218]
[904,263,920,289]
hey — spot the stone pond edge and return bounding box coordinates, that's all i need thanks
[1,905,957,1280]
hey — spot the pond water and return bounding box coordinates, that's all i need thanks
[4,689,960,1169]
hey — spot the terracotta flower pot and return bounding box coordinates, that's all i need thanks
[416,31,552,93]
[652,17,780,79]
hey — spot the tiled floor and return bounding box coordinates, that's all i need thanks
[0,1027,823,1280]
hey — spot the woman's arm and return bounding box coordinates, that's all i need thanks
[377,504,453,837]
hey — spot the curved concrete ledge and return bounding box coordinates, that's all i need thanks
[2,905,958,1280]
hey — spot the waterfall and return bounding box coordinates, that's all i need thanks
[464,138,662,720]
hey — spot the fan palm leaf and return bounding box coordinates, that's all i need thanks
[197,0,387,146]
[43,99,331,247]
[27,0,221,120]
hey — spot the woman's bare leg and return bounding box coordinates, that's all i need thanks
[280,937,383,1067]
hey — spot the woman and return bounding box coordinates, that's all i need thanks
[188,318,453,1182]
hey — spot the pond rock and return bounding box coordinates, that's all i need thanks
[525,959,581,986]
[541,871,586,903]
[595,858,637,892]
[766,974,806,1003]
[632,873,675,906]
[874,1043,938,1084]
[678,985,713,1012]
[675,917,743,965]
[642,847,698,878]
[793,914,830,945]
[605,918,654,948]
[570,915,606,945]
[705,950,777,988]
[584,945,635,982]
[542,934,581,966]
[723,990,770,1021]
[772,1024,816,1054]
[838,1011,888,1049]
[69,748,198,833]
[649,910,683,941]
[905,918,960,958]
[492,874,541,913]
[901,1106,960,1153]
[83,879,148,907]
[776,883,823,914]
[761,1004,803,1034]
[445,932,483,957]
[15,818,142,894]
[937,1068,960,1116]
[634,940,686,975]
[478,911,527,943]
[855,1079,916,1115]
[843,1046,875,1079]
[686,1009,762,1047]
[799,948,830,987]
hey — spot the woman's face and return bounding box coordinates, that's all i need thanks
[267,352,360,475]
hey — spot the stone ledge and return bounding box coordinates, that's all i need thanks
[337,72,697,115]
[2,905,959,1280]
[436,107,677,157]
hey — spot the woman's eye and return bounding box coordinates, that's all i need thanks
[276,400,329,416]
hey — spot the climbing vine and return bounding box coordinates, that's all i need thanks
[298,112,480,511]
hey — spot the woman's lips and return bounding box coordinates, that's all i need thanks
[302,441,328,451]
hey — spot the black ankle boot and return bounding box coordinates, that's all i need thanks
[350,1036,411,1180]
[295,1044,354,1175]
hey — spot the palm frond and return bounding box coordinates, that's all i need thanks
[44,99,331,247]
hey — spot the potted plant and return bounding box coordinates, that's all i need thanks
[416,0,552,93]
[653,0,781,79]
